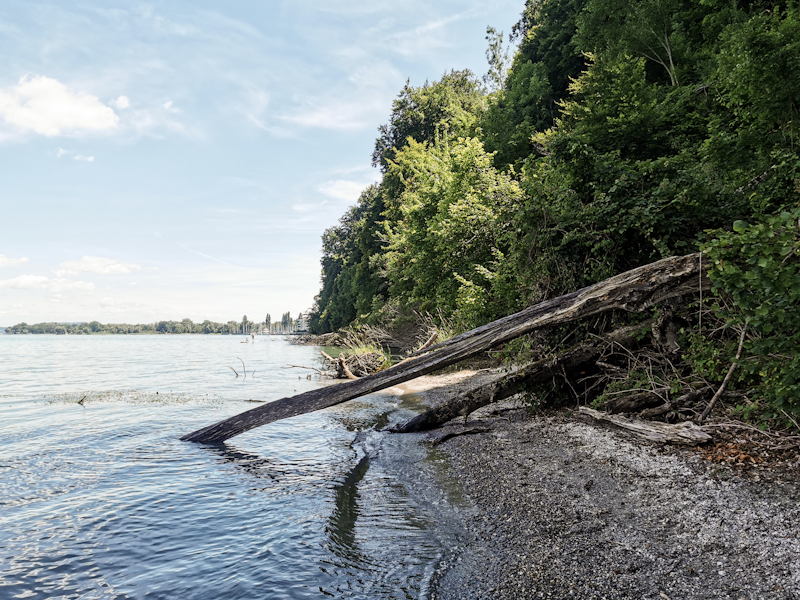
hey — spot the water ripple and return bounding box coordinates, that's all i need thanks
[0,336,467,599]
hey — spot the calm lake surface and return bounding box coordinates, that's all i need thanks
[0,335,470,600]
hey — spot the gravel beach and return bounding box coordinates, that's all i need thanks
[400,373,800,600]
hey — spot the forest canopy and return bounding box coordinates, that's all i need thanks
[311,0,799,327]
[310,0,799,415]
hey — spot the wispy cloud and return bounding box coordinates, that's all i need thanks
[280,97,388,131]
[55,256,141,277]
[0,75,118,136]
[0,255,29,268]
[55,148,95,161]
[0,275,94,291]
[182,246,234,267]
[385,13,468,57]
[315,179,370,202]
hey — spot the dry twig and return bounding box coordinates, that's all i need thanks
[698,325,747,424]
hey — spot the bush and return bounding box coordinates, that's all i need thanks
[702,206,800,415]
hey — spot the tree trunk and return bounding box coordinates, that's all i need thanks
[182,253,709,444]
[389,321,650,433]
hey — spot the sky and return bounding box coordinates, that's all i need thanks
[0,0,524,326]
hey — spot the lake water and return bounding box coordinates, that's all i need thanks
[0,335,470,600]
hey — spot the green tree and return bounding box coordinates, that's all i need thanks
[481,0,587,169]
[383,136,524,326]
[483,27,512,92]
[372,70,486,172]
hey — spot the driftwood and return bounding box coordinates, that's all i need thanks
[389,321,650,433]
[339,353,358,380]
[578,406,712,445]
[320,350,384,379]
[182,253,709,444]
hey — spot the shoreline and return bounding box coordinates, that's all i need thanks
[401,372,800,599]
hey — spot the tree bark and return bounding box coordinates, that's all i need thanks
[389,321,650,433]
[604,391,665,414]
[182,253,709,444]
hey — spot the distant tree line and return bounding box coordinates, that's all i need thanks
[263,311,304,334]
[5,313,305,335]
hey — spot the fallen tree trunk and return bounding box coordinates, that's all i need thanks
[577,406,712,445]
[638,386,712,419]
[604,391,666,414]
[389,321,650,433]
[182,253,709,444]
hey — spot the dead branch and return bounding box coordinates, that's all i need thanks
[639,387,713,419]
[698,325,747,424]
[285,364,326,375]
[418,329,439,352]
[339,353,359,380]
[431,427,491,446]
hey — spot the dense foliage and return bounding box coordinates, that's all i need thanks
[310,0,799,412]
[703,207,800,415]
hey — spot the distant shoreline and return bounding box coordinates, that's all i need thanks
[2,332,285,335]
[2,330,303,336]
[4,318,305,336]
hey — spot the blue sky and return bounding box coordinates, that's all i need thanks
[0,0,523,326]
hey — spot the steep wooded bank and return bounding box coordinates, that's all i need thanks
[307,0,799,422]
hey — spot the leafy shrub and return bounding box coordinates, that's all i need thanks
[702,206,800,415]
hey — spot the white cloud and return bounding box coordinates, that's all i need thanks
[387,15,464,57]
[98,296,115,306]
[316,179,370,202]
[55,256,141,277]
[121,104,196,139]
[0,274,94,291]
[0,254,29,268]
[73,155,94,162]
[0,75,118,136]
[238,87,283,133]
[281,97,387,131]
[114,96,130,109]
[57,147,68,158]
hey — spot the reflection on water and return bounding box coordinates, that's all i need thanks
[0,335,469,599]
[327,453,371,563]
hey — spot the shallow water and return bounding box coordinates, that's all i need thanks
[0,335,468,599]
